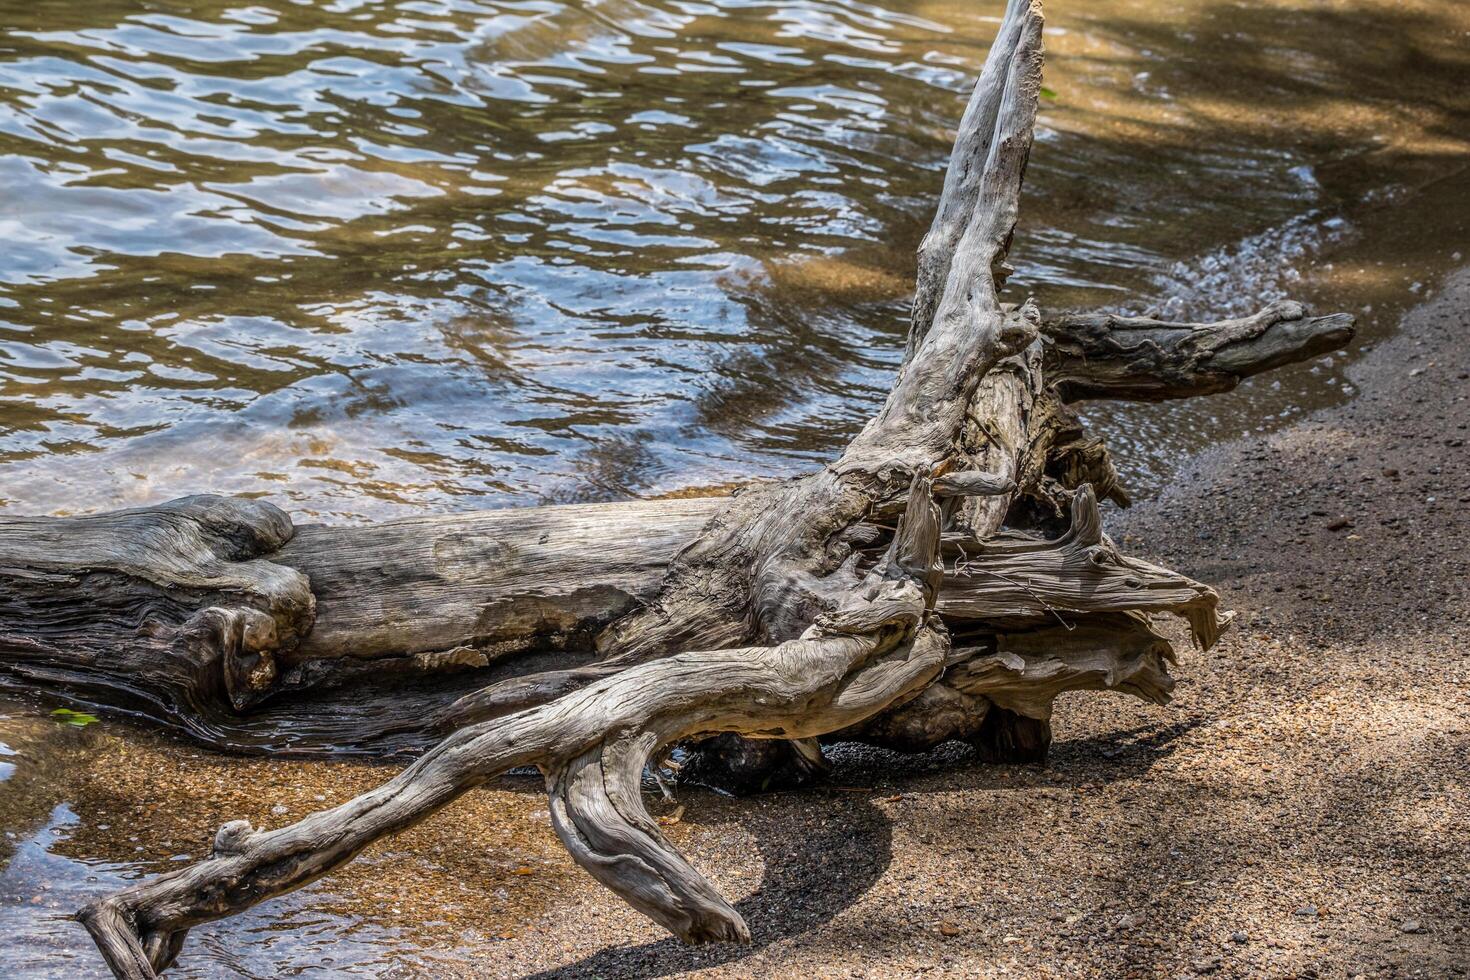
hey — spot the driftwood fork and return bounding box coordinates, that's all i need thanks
[0,2,1352,975]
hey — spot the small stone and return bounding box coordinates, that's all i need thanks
[270,804,288,816]
[1326,517,1352,531]
[1115,912,1143,930]
[938,920,962,937]
[1192,955,1223,974]
[1230,931,1249,944]
[1399,919,1425,934]
[1294,904,1319,918]
[1382,468,1399,478]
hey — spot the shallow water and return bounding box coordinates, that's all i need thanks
[2,0,1469,975]
[0,695,586,977]
[2,0,1465,520]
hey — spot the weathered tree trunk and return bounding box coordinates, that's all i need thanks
[0,2,1354,975]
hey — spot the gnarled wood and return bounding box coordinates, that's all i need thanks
[939,486,1222,648]
[69,4,1051,970]
[1043,300,1356,402]
[79,479,950,979]
[0,496,313,733]
[0,303,1346,751]
[0,2,1360,974]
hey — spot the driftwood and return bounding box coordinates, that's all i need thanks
[0,2,1354,976]
[1041,301,1354,401]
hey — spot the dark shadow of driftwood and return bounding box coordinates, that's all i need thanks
[514,786,892,980]
[517,719,1197,979]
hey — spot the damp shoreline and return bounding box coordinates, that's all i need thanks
[2,261,1466,977]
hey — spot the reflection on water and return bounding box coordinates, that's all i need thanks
[2,803,437,979]
[0,696,582,977]
[1,0,1464,520]
[0,0,1468,968]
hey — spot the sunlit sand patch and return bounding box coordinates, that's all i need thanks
[763,251,915,305]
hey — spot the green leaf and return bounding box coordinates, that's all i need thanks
[1039,86,1058,102]
[50,707,100,727]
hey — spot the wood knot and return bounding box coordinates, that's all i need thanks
[213,820,256,856]
[193,606,282,712]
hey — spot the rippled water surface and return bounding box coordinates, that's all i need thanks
[3,0,1465,519]
[1,2,1469,970]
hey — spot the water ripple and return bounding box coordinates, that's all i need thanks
[3,0,1460,519]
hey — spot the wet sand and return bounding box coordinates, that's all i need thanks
[4,274,1469,977]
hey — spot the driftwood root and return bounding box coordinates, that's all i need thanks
[0,1,1360,974]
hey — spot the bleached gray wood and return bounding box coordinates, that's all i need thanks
[80,480,951,978]
[0,494,724,745]
[836,610,1175,752]
[908,0,1037,358]
[939,486,1223,649]
[75,5,1050,970]
[0,310,1344,747]
[0,1,1360,972]
[0,496,313,728]
[279,498,718,661]
[1043,300,1355,402]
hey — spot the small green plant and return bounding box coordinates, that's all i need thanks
[51,707,100,728]
[1039,86,1059,102]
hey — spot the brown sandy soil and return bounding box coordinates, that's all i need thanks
[5,275,1468,979]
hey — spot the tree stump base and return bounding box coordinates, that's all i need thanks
[0,2,1354,975]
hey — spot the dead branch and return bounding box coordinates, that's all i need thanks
[0,2,1359,974]
[1043,301,1355,401]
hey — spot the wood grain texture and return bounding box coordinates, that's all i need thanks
[75,4,1052,969]
[79,480,950,979]
[278,497,719,661]
[0,496,313,732]
[1043,300,1355,402]
[0,1,1359,972]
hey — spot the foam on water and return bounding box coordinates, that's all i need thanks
[1149,210,1355,321]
